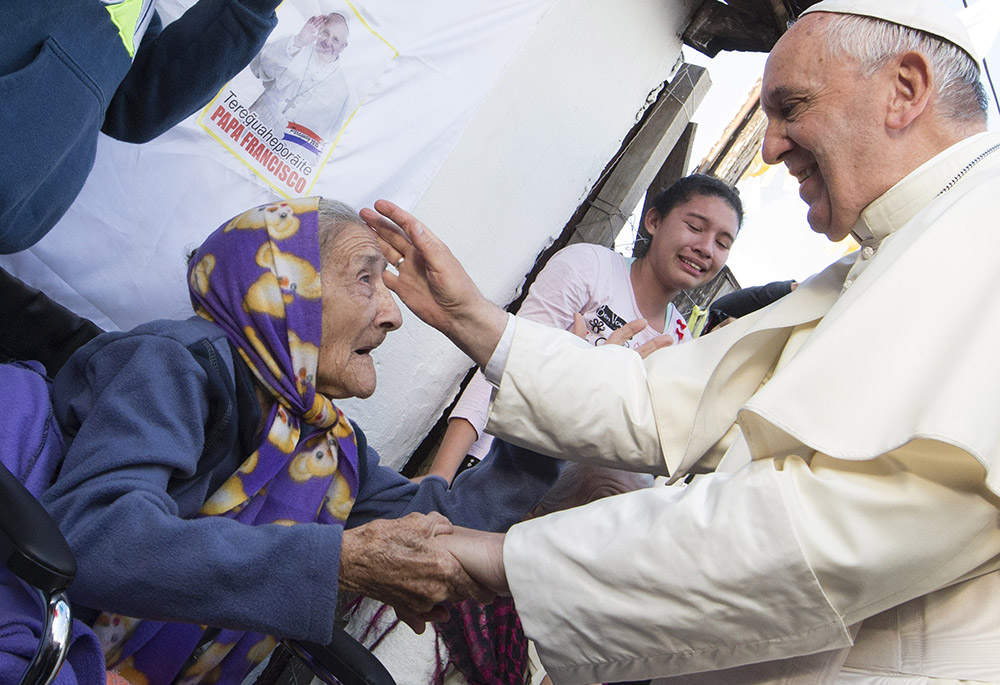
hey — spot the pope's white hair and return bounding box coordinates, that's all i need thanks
[818,13,987,122]
[325,11,350,36]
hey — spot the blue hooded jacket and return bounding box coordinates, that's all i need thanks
[0,0,280,253]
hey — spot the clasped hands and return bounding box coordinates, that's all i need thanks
[339,512,507,634]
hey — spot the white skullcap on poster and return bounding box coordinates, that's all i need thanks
[800,0,980,62]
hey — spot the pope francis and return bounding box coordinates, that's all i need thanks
[364,0,1000,683]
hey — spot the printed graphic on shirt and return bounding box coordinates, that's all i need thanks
[593,305,626,332]
[584,303,687,347]
[586,304,638,347]
[198,0,397,198]
[671,314,688,342]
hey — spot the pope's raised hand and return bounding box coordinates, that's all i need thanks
[360,200,507,367]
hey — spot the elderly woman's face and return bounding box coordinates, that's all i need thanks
[316,223,402,399]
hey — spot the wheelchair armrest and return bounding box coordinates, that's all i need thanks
[283,626,396,685]
[0,463,76,593]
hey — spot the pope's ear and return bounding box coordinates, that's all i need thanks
[886,51,932,131]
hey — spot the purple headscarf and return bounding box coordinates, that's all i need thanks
[97,198,361,684]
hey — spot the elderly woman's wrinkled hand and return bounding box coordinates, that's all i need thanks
[338,512,494,633]
[360,200,508,368]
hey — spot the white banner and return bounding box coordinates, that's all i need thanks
[1,0,555,330]
[200,1,397,197]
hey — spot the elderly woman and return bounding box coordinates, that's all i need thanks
[39,198,559,684]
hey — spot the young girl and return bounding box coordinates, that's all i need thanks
[424,174,742,483]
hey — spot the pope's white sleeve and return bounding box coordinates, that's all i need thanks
[486,317,667,475]
[776,440,1000,624]
[506,460,849,683]
[505,445,1000,684]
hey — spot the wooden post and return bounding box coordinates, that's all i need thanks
[634,121,698,255]
[568,62,711,248]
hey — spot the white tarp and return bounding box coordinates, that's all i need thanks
[5,0,700,465]
[1,0,555,331]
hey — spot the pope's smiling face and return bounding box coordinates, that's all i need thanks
[761,13,888,241]
[316,16,349,61]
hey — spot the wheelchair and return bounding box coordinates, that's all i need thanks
[0,460,74,685]
[1,460,395,685]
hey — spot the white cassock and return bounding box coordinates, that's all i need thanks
[249,35,350,144]
[484,131,1000,684]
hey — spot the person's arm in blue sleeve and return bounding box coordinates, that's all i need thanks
[102,0,280,142]
[348,429,563,533]
[710,280,796,320]
[43,333,342,642]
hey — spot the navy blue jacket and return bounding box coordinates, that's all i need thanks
[43,317,560,642]
[0,0,280,253]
